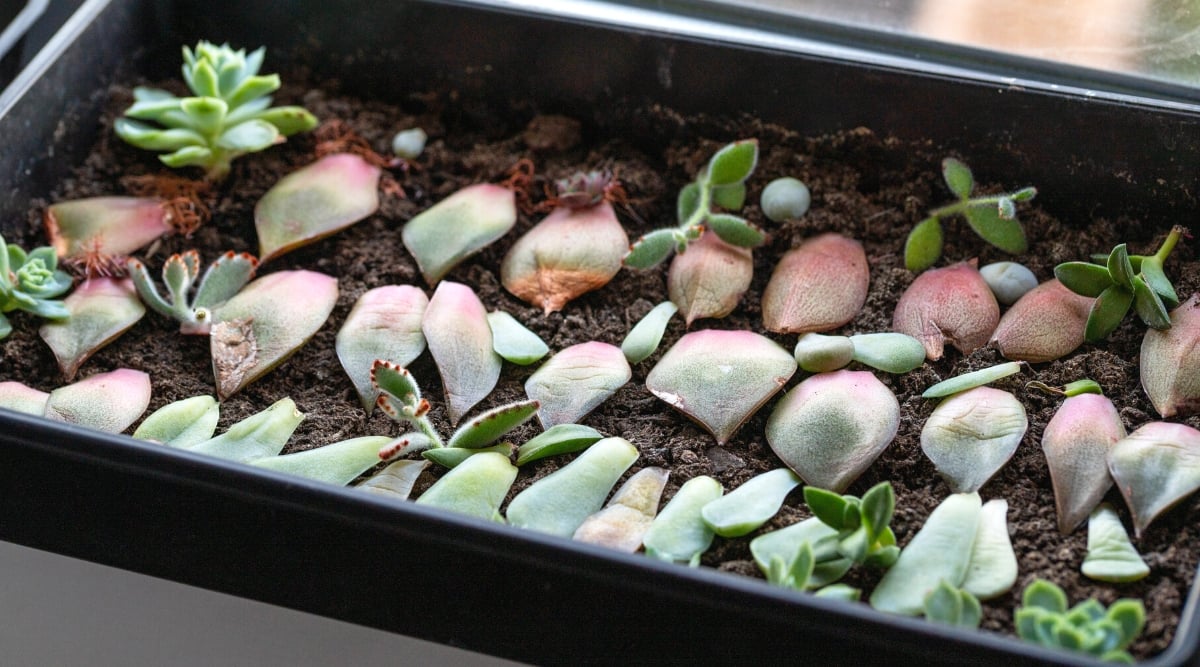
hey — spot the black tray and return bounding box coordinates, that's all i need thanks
[1,1,1198,664]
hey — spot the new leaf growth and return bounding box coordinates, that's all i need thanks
[804,481,900,568]
[0,234,72,339]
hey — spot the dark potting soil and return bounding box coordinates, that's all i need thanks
[4,77,1199,659]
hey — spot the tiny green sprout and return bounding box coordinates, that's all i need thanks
[803,481,900,568]
[1055,225,1185,342]
[904,157,1036,272]
[923,580,982,629]
[624,139,763,269]
[115,41,318,180]
[127,250,257,335]
[1015,579,1145,663]
[0,234,72,339]
[750,517,851,591]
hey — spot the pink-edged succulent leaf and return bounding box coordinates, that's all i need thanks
[992,279,1094,363]
[336,285,428,412]
[255,153,382,263]
[668,231,753,325]
[762,233,869,334]
[415,451,519,523]
[921,387,1028,493]
[486,311,548,365]
[403,183,517,285]
[210,270,338,400]
[893,260,999,360]
[765,370,900,493]
[39,277,145,380]
[132,395,220,447]
[1042,393,1126,534]
[43,368,151,433]
[447,399,540,449]
[187,397,304,462]
[647,329,796,445]
[1140,293,1200,418]
[251,435,395,485]
[525,341,631,429]
[500,200,628,314]
[357,459,429,500]
[422,281,501,424]
[0,381,49,415]
[1108,421,1200,537]
[574,466,669,552]
[44,196,171,259]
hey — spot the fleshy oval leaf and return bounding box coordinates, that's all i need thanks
[647,329,796,445]
[357,459,429,500]
[1082,503,1149,583]
[621,301,678,364]
[0,382,49,415]
[486,311,549,365]
[516,423,604,466]
[762,233,869,334]
[623,229,679,270]
[992,280,1094,363]
[252,436,395,485]
[765,370,900,493]
[43,369,151,434]
[750,517,849,589]
[1042,393,1126,534]
[402,183,517,285]
[962,201,1027,254]
[904,218,943,272]
[642,475,724,566]
[961,499,1018,600]
[422,281,501,424]
[921,361,1023,399]
[573,466,669,552]
[211,271,338,400]
[44,197,171,259]
[942,157,975,199]
[336,285,428,412]
[447,399,540,449]
[793,333,854,373]
[921,387,1028,493]
[979,261,1037,306]
[893,261,999,360]
[1054,262,1113,298]
[132,395,220,447]
[705,214,764,248]
[39,277,145,380]
[668,231,753,325]
[1140,294,1200,418]
[848,332,925,374]
[187,397,304,462]
[1107,421,1200,537]
[525,342,631,428]
[1085,285,1134,343]
[705,139,758,186]
[700,468,801,537]
[415,451,519,523]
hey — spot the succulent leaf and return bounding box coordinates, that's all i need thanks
[1106,244,1135,290]
[1107,421,1200,536]
[525,342,631,428]
[667,231,753,325]
[992,279,1094,363]
[252,436,395,485]
[573,467,669,552]
[759,177,811,223]
[132,395,220,447]
[962,202,1027,254]
[621,301,677,364]
[961,499,1018,600]
[187,397,304,462]
[705,214,764,248]
[700,468,801,537]
[357,459,429,500]
[1042,393,1125,534]
[623,229,680,270]
[486,311,549,365]
[762,233,869,334]
[1054,262,1113,298]
[924,581,982,628]
[705,139,758,186]
[979,261,1037,305]
[893,261,999,360]
[1131,273,1170,330]
[421,281,501,424]
[336,285,428,412]
[43,368,151,434]
[422,442,515,469]
[1082,503,1149,583]
[793,333,854,373]
[847,332,925,373]
[921,387,1027,493]
[515,423,604,466]
[0,381,50,415]
[750,517,849,589]
[446,399,539,449]
[904,217,943,272]
[921,361,1023,399]
[403,183,517,285]
[1140,294,1200,418]
[941,157,975,199]
[1085,284,1135,342]
[38,278,144,379]
[415,451,519,523]
[642,475,724,566]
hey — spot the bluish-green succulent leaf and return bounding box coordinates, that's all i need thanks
[227,74,281,110]
[252,106,320,136]
[217,119,279,152]
[677,181,702,225]
[160,145,214,168]
[804,486,849,530]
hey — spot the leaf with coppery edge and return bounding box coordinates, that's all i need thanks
[893,260,999,361]
[210,270,338,400]
[762,233,869,334]
[574,467,669,552]
[668,231,753,325]
[447,399,540,449]
[500,200,628,314]
[0,382,49,415]
[336,285,428,412]
[1042,393,1125,534]
[43,368,151,434]
[526,342,631,428]
[39,278,146,380]
[44,197,171,259]
[1108,421,1200,537]
[252,435,395,486]
[992,280,1093,363]
[403,183,517,285]
[255,153,381,263]
[1140,294,1200,418]
[422,281,502,425]
[133,395,220,448]
[648,330,796,445]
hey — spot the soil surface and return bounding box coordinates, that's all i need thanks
[4,76,1199,659]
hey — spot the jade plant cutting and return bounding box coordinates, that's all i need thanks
[115,41,318,179]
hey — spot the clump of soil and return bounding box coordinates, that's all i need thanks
[4,77,1199,659]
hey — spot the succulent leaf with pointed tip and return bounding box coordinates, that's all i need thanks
[127,250,258,335]
[446,399,539,449]
[187,397,304,462]
[642,475,724,566]
[336,285,428,412]
[39,277,144,379]
[668,231,753,325]
[1107,421,1200,537]
[762,233,869,334]
[525,341,631,428]
[252,435,396,485]
[921,361,1023,399]
[1082,503,1149,583]
[804,481,899,567]
[750,517,851,590]
[415,451,519,523]
[44,197,172,261]
[1042,392,1125,534]
[621,301,677,364]
[701,468,801,538]
[43,368,151,434]
[0,234,72,338]
[893,261,999,360]
[574,467,669,552]
[422,442,515,469]
[486,310,548,365]
[422,281,501,424]
[1140,293,1200,418]
[133,395,220,447]
[515,423,604,466]
[371,360,444,447]
[921,387,1027,493]
[403,183,517,285]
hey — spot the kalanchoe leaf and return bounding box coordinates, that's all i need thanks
[793,333,854,373]
[893,260,999,360]
[128,251,258,335]
[39,278,145,380]
[904,217,943,272]
[1042,392,1126,534]
[1140,293,1200,418]
[870,493,982,616]
[415,451,519,523]
[621,301,677,364]
[1082,503,1149,583]
[486,311,549,365]
[525,342,631,428]
[668,231,753,325]
[0,382,50,415]
[43,369,151,434]
[961,499,1018,600]
[370,361,423,415]
[992,279,1094,363]
[700,468,801,537]
[187,397,304,462]
[1085,284,1135,343]
[336,285,428,412]
[132,395,220,447]
[847,332,925,374]
[44,197,171,259]
[210,270,338,400]
[921,387,1027,493]
[1131,273,1170,329]
[647,330,796,445]
[643,475,724,566]
[422,281,501,424]
[255,153,382,263]
[574,467,669,552]
[762,233,869,334]
[705,139,758,186]
[1107,421,1200,536]
[1054,262,1113,298]
[766,370,899,493]
[941,157,974,199]
[500,198,628,314]
[446,399,540,449]
[624,229,679,270]
[1106,244,1135,291]
[403,183,517,285]
[924,581,982,628]
[515,423,603,466]
[357,459,429,500]
[422,442,515,469]
[759,177,811,223]
[979,261,1037,306]
[705,214,764,248]
[962,202,1027,254]
[506,437,639,537]
[921,361,1023,399]
[252,436,395,485]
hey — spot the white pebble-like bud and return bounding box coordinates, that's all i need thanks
[979,261,1037,305]
[760,177,811,222]
[391,128,428,159]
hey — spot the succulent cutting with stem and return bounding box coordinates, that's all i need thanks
[126,250,257,334]
[0,234,72,339]
[115,41,318,180]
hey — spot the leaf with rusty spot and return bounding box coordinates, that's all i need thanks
[255,153,381,263]
[336,285,428,412]
[44,196,171,259]
[525,341,631,428]
[574,467,669,552]
[403,183,517,285]
[893,260,999,360]
[668,231,753,325]
[763,233,869,334]
[422,281,501,424]
[447,399,540,449]
[647,329,796,445]
[43,368,151,433]
[39,278,145,380]
[252,435,395,485]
